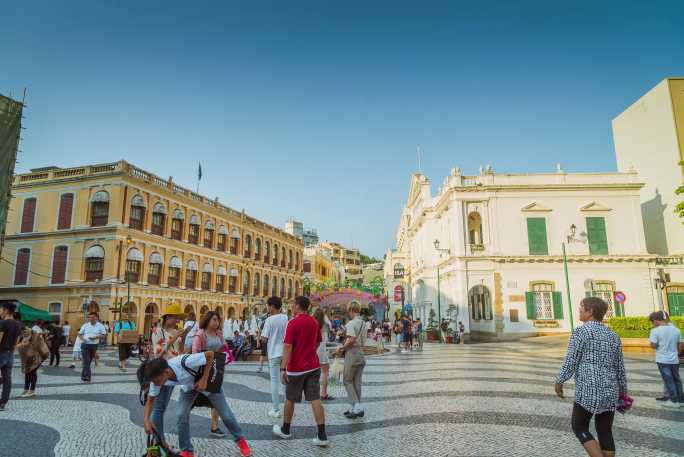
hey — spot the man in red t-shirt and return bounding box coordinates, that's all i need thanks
[272,296,328,447]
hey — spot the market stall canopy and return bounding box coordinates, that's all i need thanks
[11,301,52,323]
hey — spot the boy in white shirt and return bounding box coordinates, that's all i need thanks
[649,311,683,409]
[142,352,252,457]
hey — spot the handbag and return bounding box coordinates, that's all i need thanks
[35,334,50,360]
[616,393,633,414]
[143,428,181,457]
[181,352,227,394]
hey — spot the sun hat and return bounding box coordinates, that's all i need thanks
[162,303,186,319]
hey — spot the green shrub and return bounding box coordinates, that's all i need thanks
[606,316,684,338]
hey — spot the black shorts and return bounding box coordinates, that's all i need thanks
[118,343,132,361]
[286,368,321,403]
[261,344,268,356]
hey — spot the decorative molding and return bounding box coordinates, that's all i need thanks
[521,202,552,212]
[580,201,612,212]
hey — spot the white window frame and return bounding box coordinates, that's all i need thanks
[532,282,554,320]
[48,301,63,323]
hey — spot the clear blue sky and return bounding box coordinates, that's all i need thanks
[2,1,683,257]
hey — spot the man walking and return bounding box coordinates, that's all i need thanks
[272,296,328,446]
[0,302,22,411]
[78,312,107,383]
[62,321,71,346]
[649,311,683,408]
[261,296,289,417]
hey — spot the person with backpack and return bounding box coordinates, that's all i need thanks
[115,318,136,371]
[142,351,252,457]
[148,304,189,446]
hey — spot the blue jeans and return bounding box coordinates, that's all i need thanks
[81,344,98,381]
[177,387,244,452]
[268,356,282,412]
[0,351,14,405]
[657,363,683,402]
[151,384,175,438]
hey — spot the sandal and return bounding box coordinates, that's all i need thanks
[320,395,336,401]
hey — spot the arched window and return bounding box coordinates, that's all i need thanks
[303,260,312,273]
[264,241,271,263]
[168,256,181,287]
[201,263,213,291]
[216,265,227,292]
[281,247,286,268]
[84,245,105,281]
[57,193,74,230]
[48,302,62,323]
[280,277,285,298]
[295,252,300,271]
[200,305,210,320]
[243,270,251,295]
[171,209,184,240]
[51,245,68,284]
[468,212,484,247]
[255,238,262,261]
[122,301,137,321]
[228,268,239,293]
[148,252,163,285]
[254,272,261,296]
[295,280,300,296]
[186,259,198,289]
[188,215,200,244]
[204,221,215,249]
[273,243,279,266]
[129,195,147,230]
[468,285,492,321]
[151,202,166,236]
[230,228,240,255]
[263,274,270,296]
[90,191,109,227]
[217,226,228,251]
[288,249,293,269]
[215,306,223,319]
[288,279,293,299]
[126,248,144,283]
[272,276,277,296]
[244,234,253,258]
[183,304,195,317]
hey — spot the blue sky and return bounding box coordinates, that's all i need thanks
[2,1,683,257]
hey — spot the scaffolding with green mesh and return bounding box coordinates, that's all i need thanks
[0,94,24,257]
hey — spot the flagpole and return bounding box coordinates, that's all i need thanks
[196,162,202,194]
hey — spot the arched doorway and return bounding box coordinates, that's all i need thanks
[183,304,195,319]
[468,285,492,320]
[199,305,210,320]
[143,303,159,333]
[227,306,236,319]
[215,306,223,319]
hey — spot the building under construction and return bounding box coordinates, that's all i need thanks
[0,94,24,258]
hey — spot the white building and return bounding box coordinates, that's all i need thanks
[393,167,664,340]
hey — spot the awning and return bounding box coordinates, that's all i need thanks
[16,301,52,323]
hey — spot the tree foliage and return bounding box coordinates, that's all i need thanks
[360,254,382,265]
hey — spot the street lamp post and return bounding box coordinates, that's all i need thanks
[125,235,132,322]
[433,239,451,343]
[563,225,587,332]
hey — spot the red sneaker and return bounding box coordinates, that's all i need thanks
[237,437,252,457]
[179,451,194,457]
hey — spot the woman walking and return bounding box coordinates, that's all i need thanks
[336,301,367,418]
[17,328,45,398]
[314,308,335,401]
[555,297,627,457]
[192,310,230,437]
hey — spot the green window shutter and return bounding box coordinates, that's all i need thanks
[525,292,536,320]
[586,217,608,255]
[552,291,563,319]
[527,218,549,255]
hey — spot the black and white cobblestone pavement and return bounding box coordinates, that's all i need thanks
[1,337,682,457]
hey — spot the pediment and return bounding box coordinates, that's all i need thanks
[580,201,612,212]
[521,202,552,212]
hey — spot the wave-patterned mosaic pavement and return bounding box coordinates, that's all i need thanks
[1,337,682,457]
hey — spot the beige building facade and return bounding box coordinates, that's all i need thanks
[303,244,344,286]
[0,161,304,335]
[319,241,362,281]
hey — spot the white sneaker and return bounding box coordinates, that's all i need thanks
[267,409,282,418]
[272,424,292,439]
[312,437,329,447]
[662,400,681,409]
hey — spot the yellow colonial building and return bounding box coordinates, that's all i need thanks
[0,161,304,334]
[303,244,344,286]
